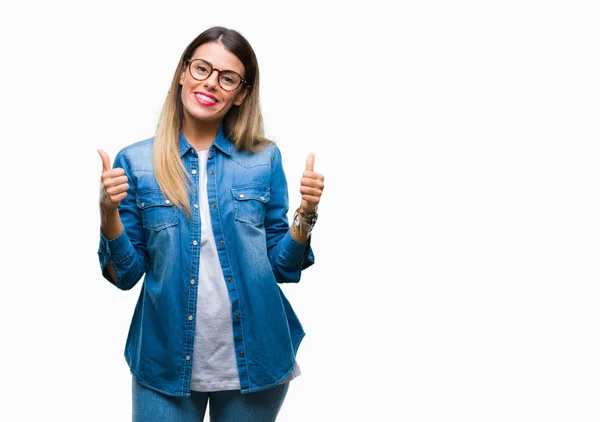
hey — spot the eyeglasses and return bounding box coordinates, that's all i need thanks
[185,59,247,91]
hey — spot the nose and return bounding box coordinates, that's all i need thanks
[203,69,220,90]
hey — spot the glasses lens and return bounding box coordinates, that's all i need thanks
[219,71,242,91]
[189,60,212,80]
[188,59,243,91]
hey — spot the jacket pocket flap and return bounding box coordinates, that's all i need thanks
[231,185,270,203]
[136,191,175,209]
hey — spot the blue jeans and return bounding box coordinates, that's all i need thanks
[132,376,290,421]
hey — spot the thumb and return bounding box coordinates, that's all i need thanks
[97,149,112,172]
[305,153,315,172]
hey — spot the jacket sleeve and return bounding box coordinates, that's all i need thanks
[97,149,149,290]
[264,145,315,283]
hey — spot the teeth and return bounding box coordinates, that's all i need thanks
[195,93,216,103]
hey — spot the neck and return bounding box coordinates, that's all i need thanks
[182,118,221,151]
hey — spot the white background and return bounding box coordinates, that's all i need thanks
[1,1,599,421]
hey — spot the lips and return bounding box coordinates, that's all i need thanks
[194,92,218,106]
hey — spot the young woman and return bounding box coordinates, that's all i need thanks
[97,26,324,421]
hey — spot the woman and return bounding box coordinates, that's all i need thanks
[97,26,324,421]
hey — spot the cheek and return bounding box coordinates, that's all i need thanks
[182,78,193,92]
[220,93,239,108]
[234,89,249,106]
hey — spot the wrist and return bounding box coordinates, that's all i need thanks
[294,207,318,236]
[100,203,119,217]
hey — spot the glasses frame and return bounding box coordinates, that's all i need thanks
[185,58,248,92]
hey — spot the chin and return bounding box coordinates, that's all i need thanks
[189,110,225,125]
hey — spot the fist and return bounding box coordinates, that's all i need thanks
[300,153,325,213]
[98,149,129,209]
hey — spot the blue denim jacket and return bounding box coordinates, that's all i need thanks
[97,127,314,397]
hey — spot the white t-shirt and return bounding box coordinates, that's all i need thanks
[190,150,300,391]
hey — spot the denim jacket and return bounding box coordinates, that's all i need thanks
[97,127,314,397]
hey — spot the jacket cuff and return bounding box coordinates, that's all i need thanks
[97,228,135,270]
[278,231,315,269]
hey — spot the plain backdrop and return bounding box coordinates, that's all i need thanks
[1,1,599,421]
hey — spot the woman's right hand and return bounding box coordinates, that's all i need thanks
[98,149,129,211]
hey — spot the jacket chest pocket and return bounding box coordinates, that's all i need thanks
[231,184,270,226]
[136,191,179,231]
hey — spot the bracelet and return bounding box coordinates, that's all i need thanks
[294,208,318,236]
[299,210,318,219]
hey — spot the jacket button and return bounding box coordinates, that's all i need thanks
[239,351,245,357]
[227,277,232,283]
[188,315,193,321]
[185,355,191,361]
[219,240,225,246]
[209,170,215,175]
[235,313,240,319]
[212,203,217,208]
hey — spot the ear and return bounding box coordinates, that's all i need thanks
[179,67,186,86]
[233,86,250,106]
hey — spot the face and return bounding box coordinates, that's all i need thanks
[179,41,249,125]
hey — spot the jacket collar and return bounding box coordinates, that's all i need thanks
[178,124,233,157]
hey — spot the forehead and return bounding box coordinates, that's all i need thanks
[191,42,245,75]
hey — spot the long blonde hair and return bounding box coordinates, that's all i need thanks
[154,26,272,215]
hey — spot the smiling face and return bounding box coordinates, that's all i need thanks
[179,41,249,127]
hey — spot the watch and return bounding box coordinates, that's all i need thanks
[294,208,318,236]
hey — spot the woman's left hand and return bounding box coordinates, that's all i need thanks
[300,153,325,213]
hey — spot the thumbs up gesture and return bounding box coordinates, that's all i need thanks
[299,153,324,213]
[98,149,129,210]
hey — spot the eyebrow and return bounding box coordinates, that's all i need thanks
[191,58,243,75]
